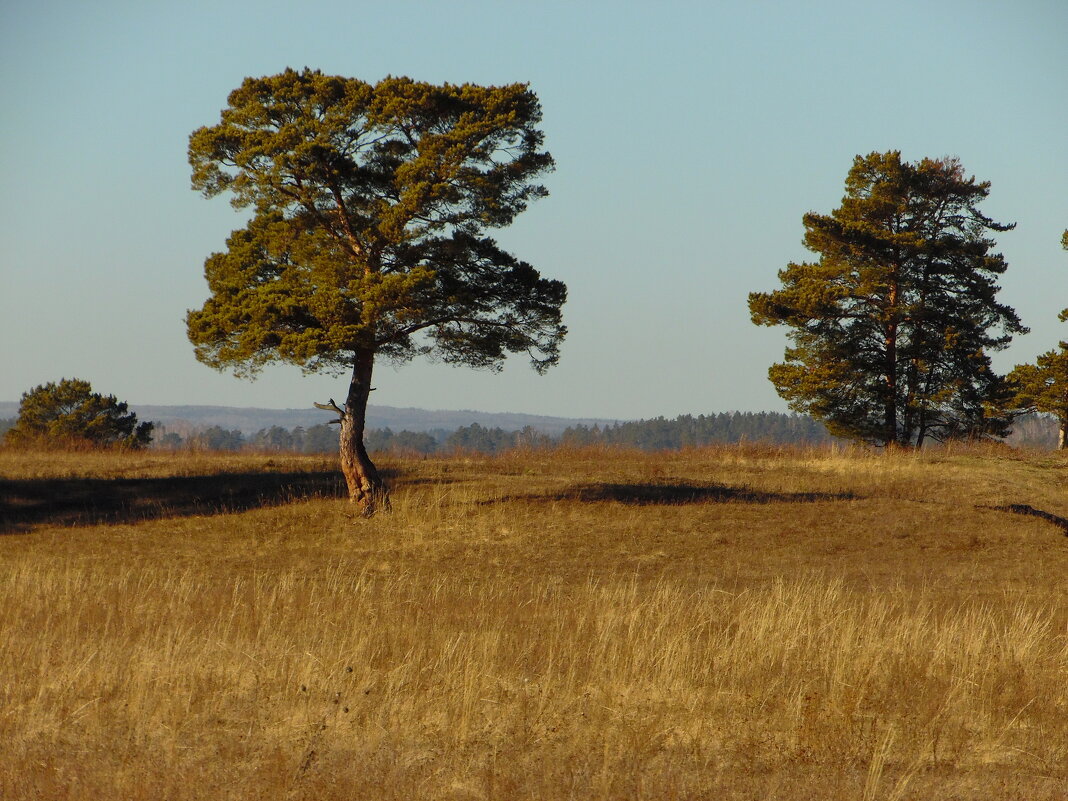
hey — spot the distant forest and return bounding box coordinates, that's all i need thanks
[3,411,1058,453]
[145,411,836,454]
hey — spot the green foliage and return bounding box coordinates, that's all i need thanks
[1007,345,1068,425]
[444,423,519,454]
[250,425,294,451]
[561,412,834,450]
[186,69,566,378]
[186,426,246,451]
[299,423,339,453]
[750,151,1026,447]
[5,379,153,449]
[365,427,440,455]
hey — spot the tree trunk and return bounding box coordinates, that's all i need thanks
[884,279,900,447]
[884,332,898,446]
[1059,422,1066,451]
[338,350,389,515]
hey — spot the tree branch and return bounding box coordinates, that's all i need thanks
[314,398,346,424]
[374,315,518,346]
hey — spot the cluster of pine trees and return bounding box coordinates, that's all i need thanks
[750,152,1067,449]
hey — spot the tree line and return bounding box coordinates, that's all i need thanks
[145,411,838,454]
[4,407,1060,454]
[155,424,440,454]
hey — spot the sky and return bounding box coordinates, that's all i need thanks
[1,0,1065,421]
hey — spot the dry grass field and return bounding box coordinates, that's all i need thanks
[1,444,1066,800]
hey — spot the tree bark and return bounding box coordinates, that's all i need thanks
[338,350,388,515]
[915,422,927,451]
[884,329,898,446]
[884,277,900,447]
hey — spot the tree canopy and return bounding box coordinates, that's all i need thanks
[1007,346,1068,449]
[187,69,565,510]
[749,151,1026,447]
[4,379,153,449]
[187,69,564,377]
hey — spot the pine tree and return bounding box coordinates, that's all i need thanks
[5,379,153,449]
[187,70,565,512]
[749,152,1026,447]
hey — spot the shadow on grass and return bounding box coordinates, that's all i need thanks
[986,503,1068,536]
[0,474,854,533]
[488,481,855,506]
[0,471,351,533]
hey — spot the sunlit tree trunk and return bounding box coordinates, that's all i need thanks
[330,350,388,514]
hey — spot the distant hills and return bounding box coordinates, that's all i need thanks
[0,401,618,437]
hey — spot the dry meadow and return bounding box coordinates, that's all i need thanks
[1,444,1066,799]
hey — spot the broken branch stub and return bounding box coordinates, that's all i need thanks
[314,399,346,425]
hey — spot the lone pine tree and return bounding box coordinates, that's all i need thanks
[187,70,565,512]
[5,378,153,449]
[749,151,1026,447]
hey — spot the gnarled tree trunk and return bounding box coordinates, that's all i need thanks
[317,350,389,515]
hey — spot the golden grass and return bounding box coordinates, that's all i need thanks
[1,444,1066,799]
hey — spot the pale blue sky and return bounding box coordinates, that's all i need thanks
[2,0,1065,419]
